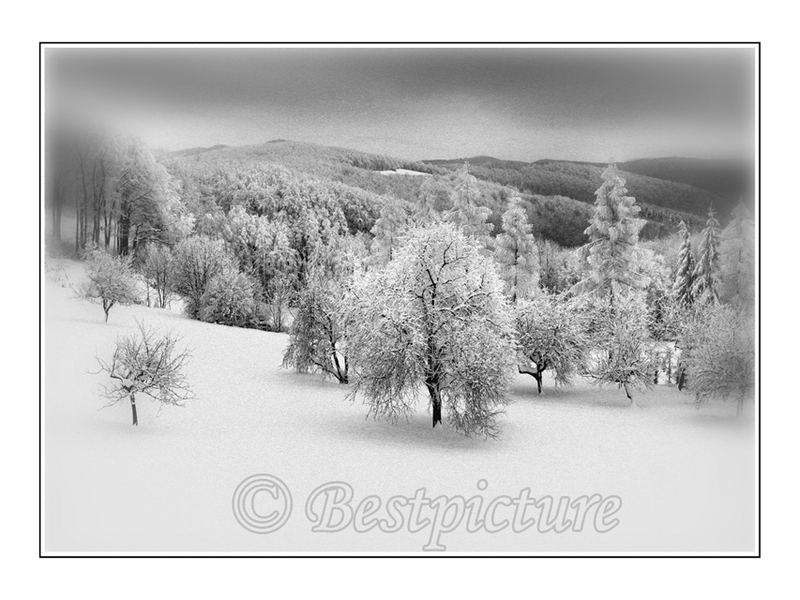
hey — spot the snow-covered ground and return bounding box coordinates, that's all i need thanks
[379,168,431,176]
[43,260,756,554]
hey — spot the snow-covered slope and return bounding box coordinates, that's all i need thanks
[43,260,756,554]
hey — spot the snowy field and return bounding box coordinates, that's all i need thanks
[43,259,756,554]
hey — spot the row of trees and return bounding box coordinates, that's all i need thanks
[73,145,755,435]
[281,164,755,436]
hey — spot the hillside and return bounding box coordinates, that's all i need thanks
[426,155,752,221]
[166,140,742,247]
[43,260,756,552]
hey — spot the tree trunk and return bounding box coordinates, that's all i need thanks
[518,363,544,394]
[119,211,131,256]
[426,381,442,428]
[130,393,138,426]
[623,382,633,402]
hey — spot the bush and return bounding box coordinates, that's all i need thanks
[198,267,257,327]
[81,249,139,322]
[171,236,232,318]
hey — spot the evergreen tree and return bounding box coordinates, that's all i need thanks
[719,203,755,310]
[574,164,647,305]
[691,207,721,304]
[495,197,540,302]
[370,197,409,265]
[444,163,493,241]
[671,220,695,306]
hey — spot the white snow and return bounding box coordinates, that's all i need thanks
[379,168,431,176]
[43,259,756,554]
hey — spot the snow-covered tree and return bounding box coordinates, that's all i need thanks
[171,236,233,318]
[574,164,647,305]
[514,294,588,394]
[671,220,695,306]
[97,321,193,426]
[140,244,173,309]
[691,207,721,304]
[370,197,409,265]
[681,304,755,416]
[221,207,298,331]
[282,235,366,384]
[495,197,540,302]
[199,267,257,327]
[444,163,493,242]
[719,204,755,310]
[81,249,139,322]
[282,271,352,384]
[347,223,516,437]
[584,292,654,403]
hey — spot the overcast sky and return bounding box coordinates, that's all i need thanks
[45,46,756,162]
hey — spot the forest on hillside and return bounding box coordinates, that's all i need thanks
[45,124,756,437]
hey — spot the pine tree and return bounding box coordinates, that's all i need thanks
[574,164,647,305]
[495,197,540,302]
[672,220,695,306]
[370,197,408,265]
[444,163,493,242]
[719,203,755,309]
[691,207,721,304]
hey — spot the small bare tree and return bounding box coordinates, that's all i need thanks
[81,249,139,322]
[97,322,193,426]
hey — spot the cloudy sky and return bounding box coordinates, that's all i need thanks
[45,46,756,162]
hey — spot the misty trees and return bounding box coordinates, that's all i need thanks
[515,294,588,394]
[81,249,139,322]
[347,224,516,437]
[495,197,540,302]
[171,236,232,318]
[672,220,695,307]
[691,207,721,305]
[575,164,648,304]
[97,322,193,426]
[719,204,755,309]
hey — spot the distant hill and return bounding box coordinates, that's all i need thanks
[167,140,750,247]
[425,155,753,222]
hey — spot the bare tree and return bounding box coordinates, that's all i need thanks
[97,322,193,426]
